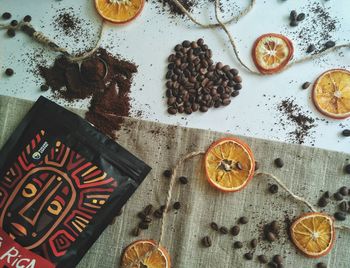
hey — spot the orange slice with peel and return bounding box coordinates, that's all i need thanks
[312,69,350,119]
[290,212,335,258]
[204,137,255,192]
[95,0,145,24]
[252,33,294,74]
[121,240,171,268]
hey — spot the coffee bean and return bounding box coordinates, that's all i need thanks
[318,197,328,207]
[268,262,278,268]
[139,221,149,230]
[233,75,242,83]
[325,40,335,48]
[323,191,330,198]
[239,216,249,224]
[23,15,32,22]
[2,12,11,19]
[179,176,188,184]
[40,84,49,91]
[132,227,141,236]
[10,20,18,26]
[270,221,280,234]
[218,226,228,234]
[274,158,284,168]
[334,211,346,221]
[339,186,348,196]
[290,20,298,27]
[334,192,343,201]
[138,211,146,220]
[250,239,257,248]
[266,232,276,242]
[199,105,208,112]
[234,83,242,90]
[316,262,327,268]
[167,107,177,115]
[173,201,181,210]
[296,13,305,21]
[306,44,316,53]
[339,201,349,212]
[210,222,219,231]
[7,29,15,37]
[233,241,243,249]
[231,90,239,97]
[342,129,350,137]
[202,236,212,247]
[153,209,163,218]
[163,169,172,178]
[289,10,297,20]
[269,184,279,194]
[222,98,231,106]
[5,68,14,76]
[254,161,259,171]
[144,204,153,215]
[258,255,268,264]
[244,252,253,260]
[197,38,204,46]
[273,255,283,264]
[230,225,240,236]
[344,164,350,174]
[302,82,311,89]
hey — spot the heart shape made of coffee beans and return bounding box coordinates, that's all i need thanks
[165,39,242,115]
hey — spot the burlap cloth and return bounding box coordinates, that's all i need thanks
[0,95,349,268]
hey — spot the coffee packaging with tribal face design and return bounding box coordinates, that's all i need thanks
[0,96,151,268]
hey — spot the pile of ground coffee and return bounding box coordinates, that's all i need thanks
[149,0,195,17]
[39,48,137,138]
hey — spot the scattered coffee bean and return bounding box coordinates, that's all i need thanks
[5,68,14,76]
[139,221,149,230]
[258,255,268,264]
[344,164,350,174]
[323,191,330,198]
[143,216,152,223]
[144,204,153,215]
[230,225,240,236]
[219,226,229,234]
[306,44,316,53]
[153,209,163,218]
[23,15,32,22]
[316,262,327,268]
[318,196,328,207]
[6,29,15,37]
[10,20,18,26]
[273,255,283,264]
[302,82,311,89]
[163,169,172,178]
[202,236,212,247]
[339,186,348,196]
[274,158,284,168]
[296,13,305,21]
[269,184,279,194]
[290,20,298,27]
[132,227,141,236]
[270,221,280,234]
[173,201,181,210]
[289,10,297,20]
[2,12,11,20]
[250,239,257,248]
[179,176,188,184]
[244,252,253,260]
[268,262,278,268]
[254,161,259,171]
[339,201,349,212]
[40,84,49,91]
[334,211,346,221]
[233,241,243,249]
[137,211,146,220]
[334,192,343,201]
[239,216,249,224]
[210,222,219,231]
[342,129,350,137]
[266,232,277,242]
[324,40,335,49]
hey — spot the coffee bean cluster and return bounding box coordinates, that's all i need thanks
[165,39,242,115]
[289,10,305,27]
[132,204,154,236]
[264,220,280,242]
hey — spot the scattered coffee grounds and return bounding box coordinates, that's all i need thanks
[269,184,279,194]
[4,68,14,76]
[173,201,181,210]
[274,158,284,168]
[165,39,242,115]
[163,169,172,178]
[202,236,212,247]
[210,222,219,231]
[233,241,243,249]
[334,212,346,221]
[219,226,228,234]
[179,176,188,184]
[39,48,137,138]
[152,0,195,17]
[318,196,328,207]
[239,216,249,224]
[2,12,11,19]
[53,9,81,36]
[277,98,316,144]
[244,252,253,260]
[230,225,240,236]
[250,238,257,248]
[301,81,311,89]
[342,129,350,137]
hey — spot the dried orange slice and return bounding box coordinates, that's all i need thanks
[204,137,255,192]
[95,0,145,24]
[121,240,171,268]
[290,212,335,258]
[252,33,294,74]
[312,69,350,119]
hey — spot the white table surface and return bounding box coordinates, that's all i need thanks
[0,0,349,153]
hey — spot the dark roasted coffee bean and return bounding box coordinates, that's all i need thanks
[166,70,172,79]
[143,216,152,223]
[234,83,242,90]
[23,15,32,22]
[230,225,240,236]
[174,44,182,51]
[345,164,350,174]
[342,129,350,137]
[132,227,141,236]
[167,97,176,106]
[306,44,316,53]
[231,90,239,97]
[302,82,310,89]
[222,65,230,72]
[289,10,297,20]
[7,29,15,37]
[334,211,346,221]
[39,84,47,91]
[325,40,335,48]
[273,255,283,264]
[178,106,184,113]
[258,255,268,264]
[199,105,208,112]
[270,221,280,234]
[163,169,172,178]
[339,201,349,212]
[219,226,228,234]
[268,262,278,268]
[239,216,248,224]
[323,191,330,198]
[339,186,348,196]
[290,20,298,27]
[202,236,212,247]
[266,232,276,242]
[153,209,163,218]
[334,192,343,201]
[173,201,181,210]
[182,40,191,48]
[184,107,192,115]
[138,211,146,220]
[244,252,253,260]
[5,68,14,76]
[250,239,257,248]
[2,12,11,19]
[222,99,231,106]
[10,20,18,26]
[318,197,328,207]
[139,221,149,230]
[233,241,243,249]
[269,184,279,194]
[144,204,153,215]
[317,262,327,268]
[230,68,239,76]
[216,62,224,70]
[167,107,177,115]
[168,54,175,62]
[192,103,199,112]
[197,38,204,46]
[274,158,284,168]
[233,75,242,83]
[179,176,188,184]
[296,13,305,21]
[210,222,219,231]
